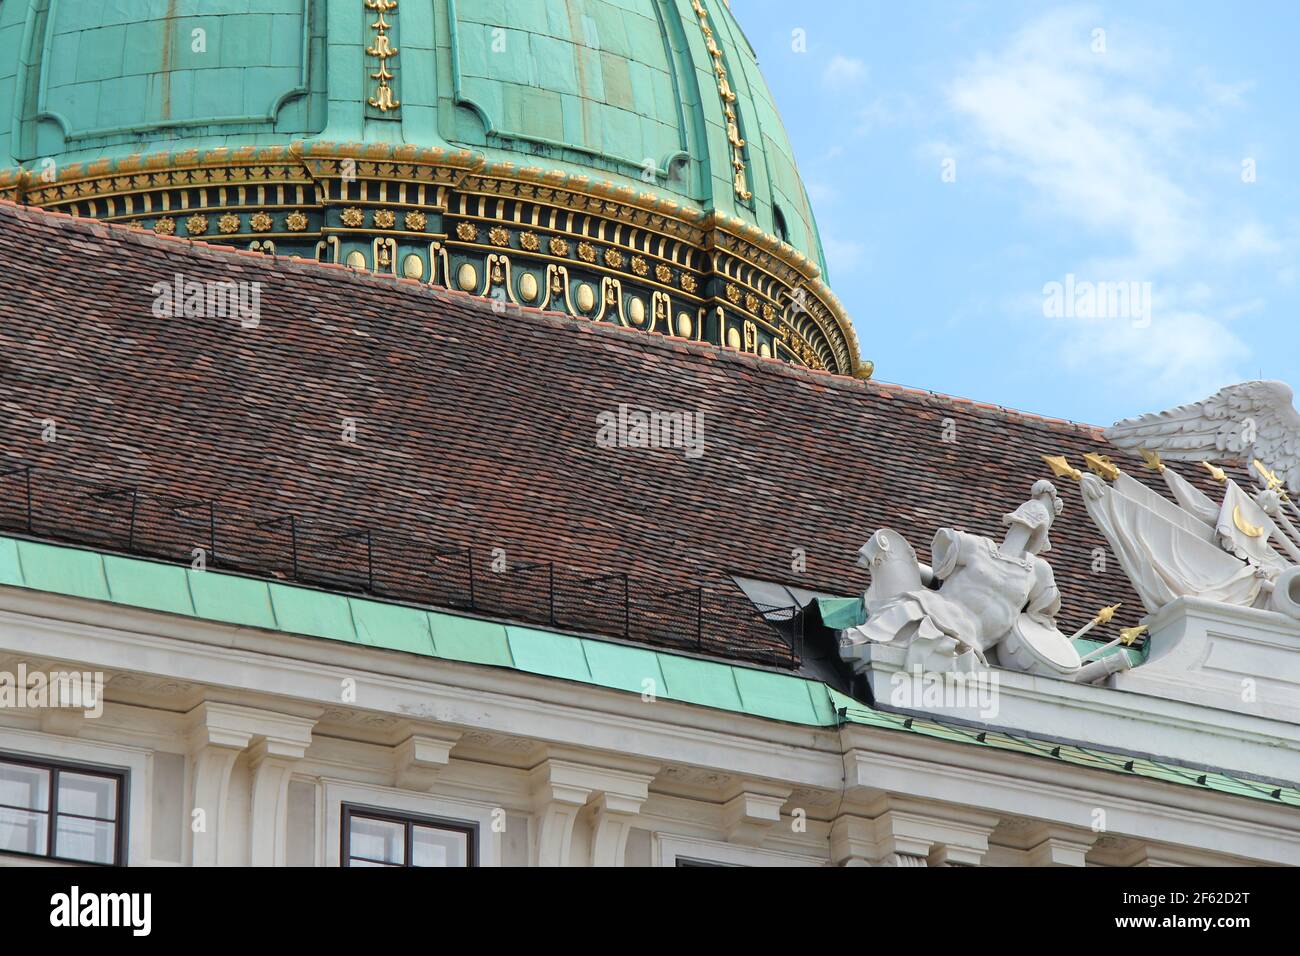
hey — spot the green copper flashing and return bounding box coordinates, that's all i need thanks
[0,533,1295,808]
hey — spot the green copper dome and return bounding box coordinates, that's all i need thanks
[0,0,866,377]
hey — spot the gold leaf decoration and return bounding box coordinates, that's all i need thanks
[519,231,540,252]
[631,255,649,276]
[577,241,597,262]
[218,214,241,234]
[186,215,209,236]
[655,263,672,283]
[366,0,401,113]
[488,226,510,246]
[405,210,428,231]
[250,212,274,232]
[341,207,366,227]
[680,273,698,293]
[285,210,309,232]
[604,247,624,269]
[374,209,397,229]
[549,236,569,257]
[745,292,758,312]
[456,221,478,242]
[725,283,741,304]
[154,217,177,236]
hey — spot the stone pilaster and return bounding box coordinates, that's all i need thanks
[529,752,657,866]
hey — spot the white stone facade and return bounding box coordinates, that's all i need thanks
[1,585,1295,867]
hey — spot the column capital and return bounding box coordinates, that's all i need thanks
[1022,825,1098,867]
[529,752,659,867]
[831,800,999,866]
[186,701,318,755]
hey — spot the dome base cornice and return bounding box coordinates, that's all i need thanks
[0,142,869,379]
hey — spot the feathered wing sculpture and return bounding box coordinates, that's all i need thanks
[1104,381,1300,495]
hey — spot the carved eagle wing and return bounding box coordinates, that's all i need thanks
[1103,381,1300,495]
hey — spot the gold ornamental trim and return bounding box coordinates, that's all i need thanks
[689,0,751,203]
[365,0,400,113]
[1,140,868,378]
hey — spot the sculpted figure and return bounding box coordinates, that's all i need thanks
[844,481,1084,677]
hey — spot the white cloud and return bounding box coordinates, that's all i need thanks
[822,55,868,89]
[943,5,1272,406]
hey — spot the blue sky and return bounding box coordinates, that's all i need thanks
[735,0,1300,425]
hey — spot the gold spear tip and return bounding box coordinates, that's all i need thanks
[1138,447,1165,473]
[1252,458,1284,491]
[1200,461,1228,483]
[1119,624,1148,646]
[1083,452,1121,481]
[1093,602,1122,625]
[1041,454,1083,481]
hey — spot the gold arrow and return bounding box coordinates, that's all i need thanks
[1083,452,1121,481]
[1138,447,1165,473]
[1119,624,1147,646]
[1041,454,1083,481]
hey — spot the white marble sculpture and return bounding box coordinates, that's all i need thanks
[1059,380,1300,622]
[1069,463,1300,622]
[842,481,1118,681]
[1104,380,1300,495]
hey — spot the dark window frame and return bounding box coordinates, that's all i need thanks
[0,752,127,866]
[341,803,477,868]
[772,205,790,244]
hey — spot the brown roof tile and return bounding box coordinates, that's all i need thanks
[0,201,1239,660]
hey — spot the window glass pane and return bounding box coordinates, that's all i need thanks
[348,816,405,865]
[57,772,117,820]
[0,807,48,855]
[0,763,49,811]
[412,825,468,867]
[55,816,116,864]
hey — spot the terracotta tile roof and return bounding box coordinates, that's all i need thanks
[0,201,1233,661]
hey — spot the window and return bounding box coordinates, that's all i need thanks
[772,205,790,245]
[342,805,475,867]
[0,756,124,865]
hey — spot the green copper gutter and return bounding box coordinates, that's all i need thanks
[0,534,1295,807]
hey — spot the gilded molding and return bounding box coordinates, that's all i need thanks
[0,140,868,378]
[365,0,400,113]
[689,0,752,203]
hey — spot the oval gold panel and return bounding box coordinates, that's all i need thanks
[759,342,771,358]
[627,296,646,326]
[457,262,478,292]
[402,253,424,280]
[519,272,539,303]
[676,312,693,339]
[726,326,741,349]
[345,250,367,270]
[576,283,595,312]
